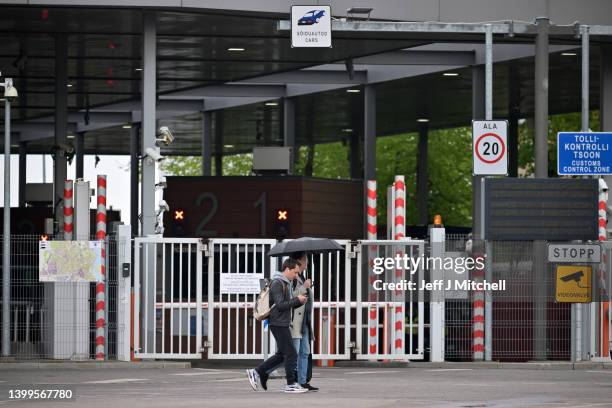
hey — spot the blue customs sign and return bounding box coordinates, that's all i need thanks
[557,132,612,175]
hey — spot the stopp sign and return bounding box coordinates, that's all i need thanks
[473,120,508,175]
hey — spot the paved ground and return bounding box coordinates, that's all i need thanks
[0,366,612,408]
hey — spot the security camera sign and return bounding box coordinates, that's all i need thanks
[555,265,592,303]
[291,5,332,48]
[472,120,508,175]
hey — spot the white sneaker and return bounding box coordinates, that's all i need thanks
[246,369,259,391]
[284,383,308,394]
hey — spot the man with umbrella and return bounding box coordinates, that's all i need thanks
[247,257,308,393]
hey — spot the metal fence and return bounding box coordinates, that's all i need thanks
[444,236,573,361]
[0,234,123,360]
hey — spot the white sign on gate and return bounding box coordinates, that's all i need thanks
[220,273,264,294]
[291,5,332,48]
[472,120,508,175]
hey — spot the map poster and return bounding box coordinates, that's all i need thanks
[39,241,104,282]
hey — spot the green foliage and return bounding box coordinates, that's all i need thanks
[160,153,253,176]
[294,142,350,178]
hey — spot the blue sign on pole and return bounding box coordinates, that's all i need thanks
[557,132,612,175]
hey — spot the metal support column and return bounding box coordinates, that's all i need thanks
[130,123,140,237]
[484,24,493,362]
[54,33,68,234]
[141,11,157,353]
[581,25,592,361]
[283,98,295,175]
[75,132,84,179]
[416,123,428,225]
[364,85,376,237]
[214,111,224,176]
[18,141,27,207]
[472,66,485,240]
[2,95,11,357]
[202,111,212,176]
[534,16,550,361]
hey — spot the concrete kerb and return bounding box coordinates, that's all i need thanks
[0,361,191,370]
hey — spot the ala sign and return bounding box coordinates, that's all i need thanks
[472,120,508,175]
[291,5,332,48]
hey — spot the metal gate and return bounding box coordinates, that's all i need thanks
[355,240,425,360]
[206,239,276,359]
[134,237,203,359]
[307,241,353,360]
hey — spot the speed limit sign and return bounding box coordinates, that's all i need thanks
[472,120,508,175]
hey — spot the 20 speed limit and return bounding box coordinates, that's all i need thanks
[475,133,505,164]
[472,120,508,175]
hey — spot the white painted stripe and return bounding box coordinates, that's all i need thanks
[347,370,401,375]
[210,378,246,383]
[83,378,149,384]
[427,369,473,372]
[586,370,612,374]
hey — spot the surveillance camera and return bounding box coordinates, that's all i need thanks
[599,178,608,192]
[158,199,169,212]
[2,78,17,101]
[156,126,174,146]
[144,147,164,163]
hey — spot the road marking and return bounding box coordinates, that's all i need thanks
[210,378,246,383]
[428,369,473,372]
[347,370,401,375]
[586,370,612,374]
[83,378,149,384]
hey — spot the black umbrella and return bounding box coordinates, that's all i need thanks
[267,237,344,257]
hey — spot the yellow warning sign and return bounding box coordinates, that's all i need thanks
[555,265,592,303]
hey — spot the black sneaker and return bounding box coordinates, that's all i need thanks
[300,383,319,391]
[259,373,268,391]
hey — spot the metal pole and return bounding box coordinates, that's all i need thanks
[18,142,26,207]
[283,98,295,175]
[582,25,590,132]
[75,132,84,179]
[54,33,68,235]
[130,123,140,237]
[2,97,11,356]
[534,17,550,361]
[484,24,493,362]
[581,24,591,361]
[141,11,157,236]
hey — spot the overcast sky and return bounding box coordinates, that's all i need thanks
[1,154,133,226]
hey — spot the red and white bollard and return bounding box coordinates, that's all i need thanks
[366,180,378,355]
[393,175,405,355]
[95,175,107,361]
[598,179,609,358]
[472,261,485,360]
[63,180,73,240]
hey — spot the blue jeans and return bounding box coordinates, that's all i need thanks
[292,330,310,385]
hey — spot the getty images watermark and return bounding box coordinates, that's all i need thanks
[370,254,507,292]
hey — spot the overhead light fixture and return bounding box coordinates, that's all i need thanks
[67,84,73,88]
[417,118,429,123]
[265,102,278,106]
[10,144,18,148]
[346,89,361,93]
[443,72,459,77]
[122,125,132,129]
[561,52,577,56]
[224,144,234,148]
[228,48,245,52]
[347,7,373,20]
[135,68,143,71]
[342,128,353,133]
[66,134,75,139]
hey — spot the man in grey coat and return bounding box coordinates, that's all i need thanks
[289,252,319,391]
